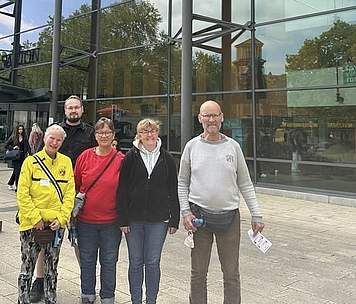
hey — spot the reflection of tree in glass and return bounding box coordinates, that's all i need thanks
[19,2,165,97]
[286,20,356,71]
[193,51,222,93]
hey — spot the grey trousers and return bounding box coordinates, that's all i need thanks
[190,210,241,304]
[18,229,64,304]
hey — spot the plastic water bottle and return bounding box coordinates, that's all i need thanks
[192,217,204,227]
[53,230,61,248]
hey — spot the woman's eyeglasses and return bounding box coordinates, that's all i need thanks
[96,131,113,137]
[139,129,158,135]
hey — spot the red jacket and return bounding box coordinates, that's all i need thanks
[74,147,124,224]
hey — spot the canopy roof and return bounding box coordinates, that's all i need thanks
[0,83,50,103]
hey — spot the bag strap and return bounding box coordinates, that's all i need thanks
[33,154,63,203]
[85,150,119,194]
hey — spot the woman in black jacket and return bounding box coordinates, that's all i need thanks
[5,124,30,190]
[117,118,180,304]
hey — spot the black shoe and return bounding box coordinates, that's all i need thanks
[29,278,44,303]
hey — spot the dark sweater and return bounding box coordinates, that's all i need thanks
[59,121,96,167]
[116,146,180,229]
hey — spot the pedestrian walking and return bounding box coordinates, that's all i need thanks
[5,124,30,191]
[28,123,44,155]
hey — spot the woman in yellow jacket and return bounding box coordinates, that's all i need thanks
[17,124,75,304]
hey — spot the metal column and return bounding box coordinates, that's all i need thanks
[87,0,101,125]
[49,0,62,124]
[251,0,258,183]
[181,0,193,151]
[167,0,172,150]
[10,0,22,85]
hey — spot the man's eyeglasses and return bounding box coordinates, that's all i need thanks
[200,113,222,119]
[65,106,82,111]
[139,129,158,135]
[96,131,113,137]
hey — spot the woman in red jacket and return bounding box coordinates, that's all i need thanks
[74,117,124,304]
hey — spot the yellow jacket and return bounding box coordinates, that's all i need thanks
[17,149,75,231]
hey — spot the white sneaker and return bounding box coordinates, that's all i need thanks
[8,185,16,191]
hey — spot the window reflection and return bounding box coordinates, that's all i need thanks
[256,12,356,89]
[96,97,168,150]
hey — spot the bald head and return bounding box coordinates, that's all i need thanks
[199,100,222,115]
[198,100,224,140]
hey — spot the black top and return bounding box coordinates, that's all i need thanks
[116,146,180,229]
[5,136,30,161]
[59,121,96,167]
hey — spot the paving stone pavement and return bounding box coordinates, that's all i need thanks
[0,166,355,304]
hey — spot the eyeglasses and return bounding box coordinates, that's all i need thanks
[139,129,158,135]
[65,106,82,111]
[200,113,222,119]
[96,131,113,137]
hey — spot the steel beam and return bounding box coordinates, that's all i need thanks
[181,0,192,150]
[87,0,101,124]
[49,0,62,124]
[10,0,21,85]
[251,0,257,183]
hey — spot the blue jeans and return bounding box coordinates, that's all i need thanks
[126,222,168,304]
[77,221,122,303]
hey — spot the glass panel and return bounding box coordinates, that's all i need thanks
[18,26,53,65]
[257,160,356,193]
[95,97,168,149]
[100,0,167,52]
[193,0,220,19]
[62,0,92,18]
[256,10,356,89]
[98,47,168,98]
[16,64,51,89]
[186,93,253,156]
[232,0,250,24]
[256,0,356,23]
[22,1,53,29]
[59,58,90,100]
[61,13,91,52]
[170,31,254,95]
[256,89,356,193]
[1,27,52,69]
[172,0,182,37]
[193,48,222,93]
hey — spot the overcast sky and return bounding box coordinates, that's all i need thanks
[0,0,355,74]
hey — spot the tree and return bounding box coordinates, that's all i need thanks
[286,20,356,70]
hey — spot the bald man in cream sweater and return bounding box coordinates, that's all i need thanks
[178,100,265,304]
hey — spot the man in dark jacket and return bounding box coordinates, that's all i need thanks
[30,95,96,303]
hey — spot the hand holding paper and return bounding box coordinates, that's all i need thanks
[248,229,272,253]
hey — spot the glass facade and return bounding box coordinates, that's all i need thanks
[1,0,356,195]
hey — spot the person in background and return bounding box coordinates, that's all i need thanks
[17,124,75,304]
[75,117,124,304]
[29,123,44,155]
[5,124,30,191]
[30,95,96,303]
[117,118,180,304]
[178,100,264,304]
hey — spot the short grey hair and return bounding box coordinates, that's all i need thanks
[44,124,67,140]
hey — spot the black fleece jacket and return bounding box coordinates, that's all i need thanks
[116,146,180,229]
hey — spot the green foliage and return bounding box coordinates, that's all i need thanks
[286,20,356,70]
